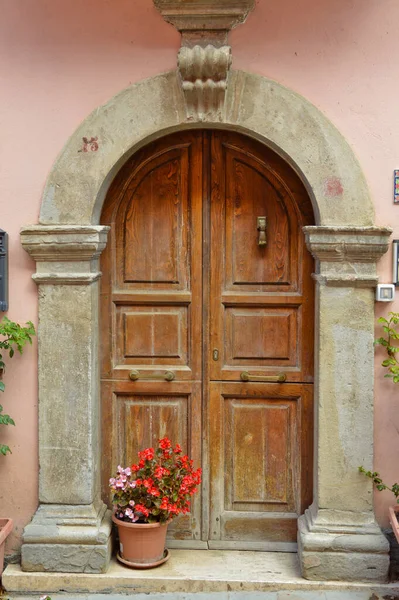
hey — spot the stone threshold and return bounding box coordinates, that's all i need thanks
[3,551,399,595]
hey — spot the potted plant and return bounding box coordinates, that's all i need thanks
[0,316,35,575]
[110,437,201,568]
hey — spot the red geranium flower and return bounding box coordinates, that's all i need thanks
[159,437,172,450]
[110,438,201,524]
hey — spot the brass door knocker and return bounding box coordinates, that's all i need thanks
[257,216,267,246]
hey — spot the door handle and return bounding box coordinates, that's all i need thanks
[240,371,286,382]
[129,370,175,382]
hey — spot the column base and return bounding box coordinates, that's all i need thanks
[298,505,390,582]
[21,499,112,573]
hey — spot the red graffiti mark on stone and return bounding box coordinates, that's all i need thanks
[82,137,99,152]
[324,176,343,197]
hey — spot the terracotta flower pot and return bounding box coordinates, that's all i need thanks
[112,513,169,568]
[389,505,399,544]
[0,518,13,576]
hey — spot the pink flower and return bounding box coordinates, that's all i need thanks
[125,467,131,476]
[124,506,139,522]
[129,500,135,507]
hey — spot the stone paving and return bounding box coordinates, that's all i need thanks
[3,551,399,600]
[3,592,399,600]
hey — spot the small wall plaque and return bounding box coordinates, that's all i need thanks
[394,170,399,204]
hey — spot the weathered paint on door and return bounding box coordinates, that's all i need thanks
[100,130,314,550]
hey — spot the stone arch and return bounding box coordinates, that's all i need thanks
[18,69,391,583]
[39,70,372,227]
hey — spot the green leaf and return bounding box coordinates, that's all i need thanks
[382,359,394,367]
[0,412,15,425]
[0,444,11,456]
[0,381,5,392]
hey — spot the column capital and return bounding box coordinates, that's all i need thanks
[20,225,110,263]
[303,226,392,288]
[21,225,110,285]
[303,226,392,263]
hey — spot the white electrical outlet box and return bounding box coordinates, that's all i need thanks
[376,283,395,302]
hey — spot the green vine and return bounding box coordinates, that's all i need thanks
[358,466,399,503]
[375,312,399,383]
[0,317,35,456]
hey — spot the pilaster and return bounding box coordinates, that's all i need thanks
[20,226,112,573]
[298,226,392,582]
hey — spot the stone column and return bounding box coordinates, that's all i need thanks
[298,226,392,582]
[20,225,112,573]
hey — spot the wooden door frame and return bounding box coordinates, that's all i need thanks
[20,70,391,580]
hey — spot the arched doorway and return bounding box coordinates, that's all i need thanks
[18,70,391,580]
[100,129,315,550]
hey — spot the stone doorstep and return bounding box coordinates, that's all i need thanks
[6,592,399,600]
[3,551,399,596]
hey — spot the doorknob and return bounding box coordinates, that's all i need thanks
[129,370,175,381]
[240,371,286,382]
[257,216,267,246]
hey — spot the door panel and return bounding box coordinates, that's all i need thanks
[209,382,313,550]
[118,148,190,290]
[123,157,183,284]
[101,380,202,542]
[116,304,189,365]
[101,130,314,549]
[225,306,298,365]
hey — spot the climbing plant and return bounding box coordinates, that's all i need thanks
[375,312,399,383]
[0,317,35,455]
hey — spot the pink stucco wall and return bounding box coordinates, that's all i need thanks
[0,0,398,556]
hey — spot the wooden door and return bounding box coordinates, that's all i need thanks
[100,132,204,545]
[101,130,314,550]
[207,132,314,550]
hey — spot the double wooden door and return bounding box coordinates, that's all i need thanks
[101,130,314,551]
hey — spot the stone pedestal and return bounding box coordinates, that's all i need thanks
[20,226,112,573]
[298,226,391,582]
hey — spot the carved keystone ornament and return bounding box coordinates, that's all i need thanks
[154,0,255,120]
